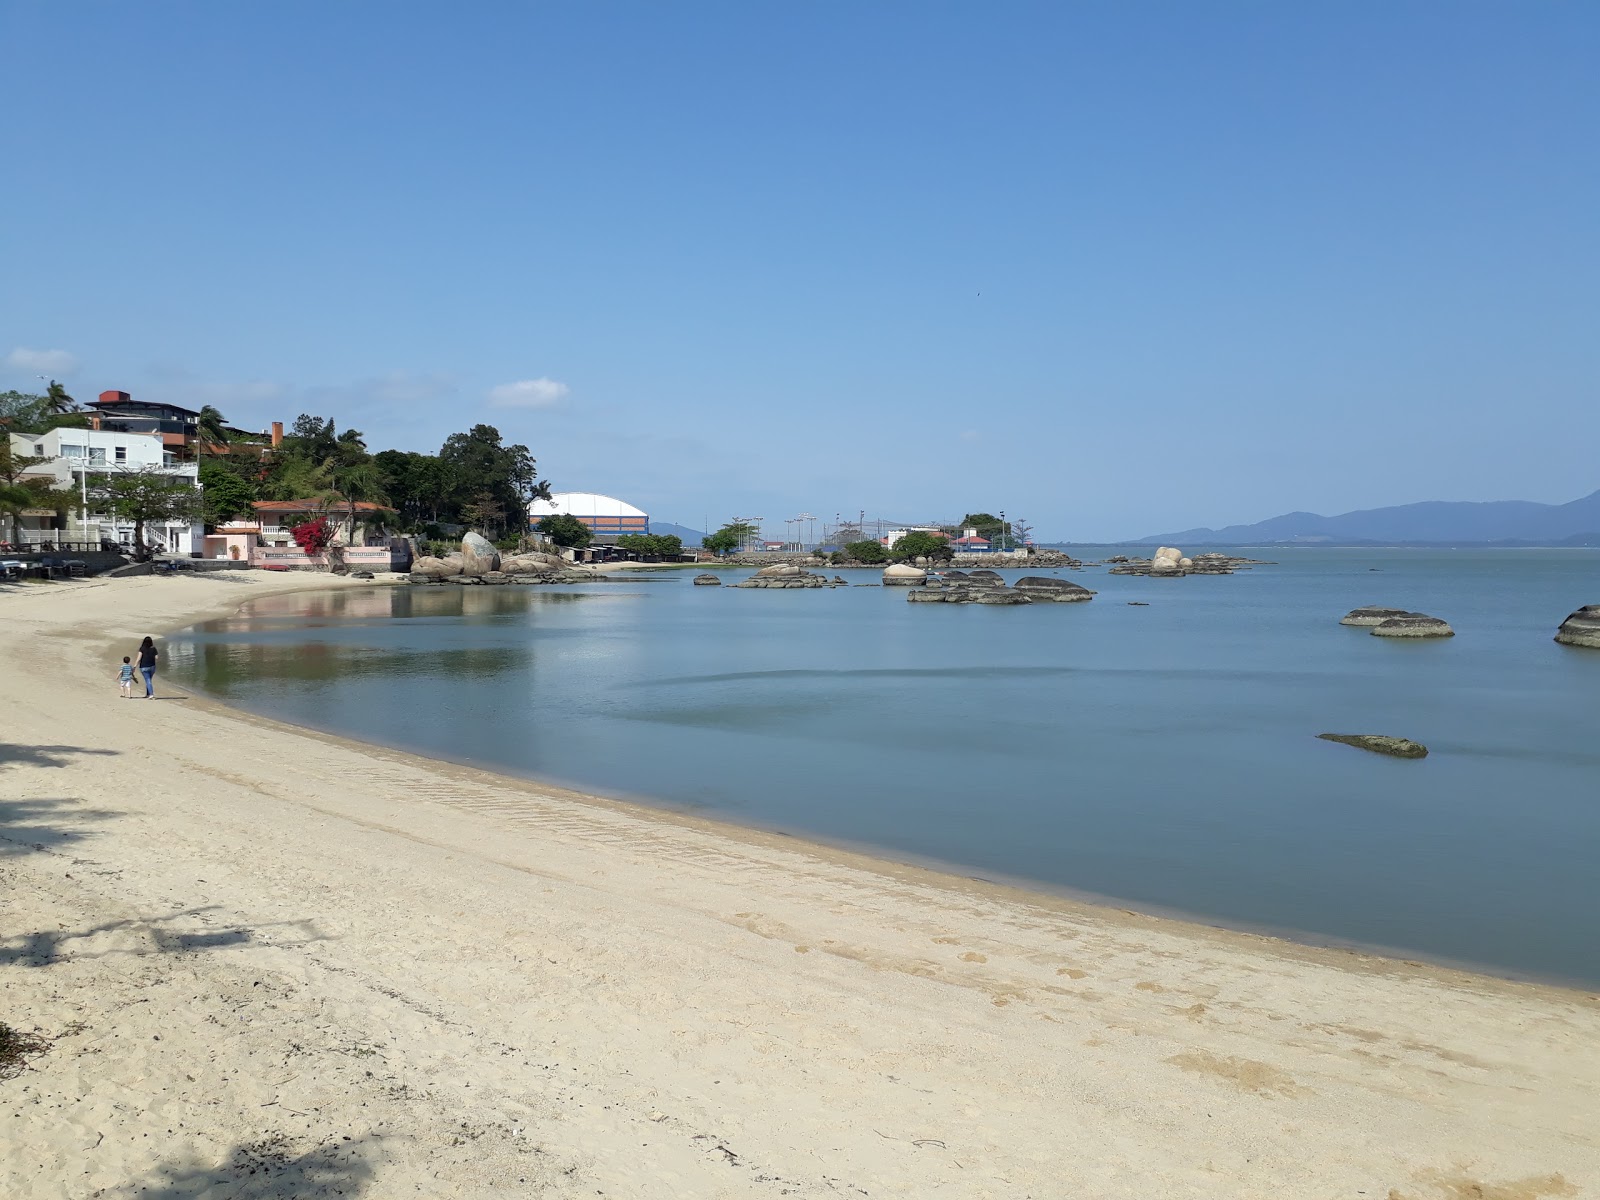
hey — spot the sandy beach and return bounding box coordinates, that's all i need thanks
[2,572,1597,1199]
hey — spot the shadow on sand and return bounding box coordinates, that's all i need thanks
[117,1135,377,1198]
[0,904,329,968]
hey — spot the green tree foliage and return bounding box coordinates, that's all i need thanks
[702,520,759,556]
[197,405,230,453]
[537,513,593,548]
[373,449,451,526]
[949,512,1012,546]
[0,391,89,435]
[198,459,258,525]
[615,533,684,558]
[438,424,548,535]
[325,460,389,543]
[844,539,889,564]
[44,380,76,415]
[892,530,950,561]
[88,467,202,560]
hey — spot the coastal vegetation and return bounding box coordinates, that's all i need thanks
[88,468,203,560]
[615,533,684,558]
[702,520,760,556]
[536,513,593,548]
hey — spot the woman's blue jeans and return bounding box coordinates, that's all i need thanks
[140,666,155,697]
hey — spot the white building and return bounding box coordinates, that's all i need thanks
[6,428,204,554]
[527,492,650,540]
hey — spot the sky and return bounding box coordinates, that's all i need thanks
[3,2,1596,541]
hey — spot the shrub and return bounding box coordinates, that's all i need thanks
[290,515,334,555]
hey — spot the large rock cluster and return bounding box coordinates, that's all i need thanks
[1339,606,1412,626]
[1107,549,1262,576]
[1554,605,1600,649]
[409,539,591,586]
[908,574,1096,606]
[734,564,842,589]
[1370,613,1455,638]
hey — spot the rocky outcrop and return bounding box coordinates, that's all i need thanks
[500,552,563,574]
[693,573,722,586]
[756,563,803,577]
[963,569,1004,586]
[1317,733,1429,759]
[409,555,457,580]
[882,564,928,586]
[1555,605,1600,649]
[460,532,500,577]
[1340,606,1412,627]
[1108,551,1265,577]
[735,570,834,589]
[908,584,1032,605]
[1013,576,1096,602]
[1371,613,1455,638]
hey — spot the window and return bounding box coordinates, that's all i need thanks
[60,444,84,459]
[88,448,107,465]
[114,446,127,463]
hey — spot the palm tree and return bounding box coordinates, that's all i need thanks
[325,461,389,549]
[197,405,229,455]
[44,380,76,415]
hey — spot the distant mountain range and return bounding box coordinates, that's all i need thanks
[650,522,707,546]
[1135,489,1600,546]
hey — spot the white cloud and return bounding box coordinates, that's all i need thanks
[5,347,78,376]
[488,377,569,409]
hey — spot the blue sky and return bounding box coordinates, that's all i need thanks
[4,2,1596,540]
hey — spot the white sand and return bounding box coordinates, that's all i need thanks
[1,572,1596,1198]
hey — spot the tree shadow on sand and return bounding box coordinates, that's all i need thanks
[0,904,329,968]
[0,793,123,856]
[118,1134,377,1198]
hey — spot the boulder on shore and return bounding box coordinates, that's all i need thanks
[882,564,927,586]
[693,573,722,586]
[460,532,500,577]
[1554,604,1600,649]
[409,555,456,580]
[1013,576,1096,602]
[1340,606,1412,627]
[1371,613,1454,639]
[500,552,562,574]
[1317,733,1429,759]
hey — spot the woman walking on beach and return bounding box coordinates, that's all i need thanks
[135,636,159,699]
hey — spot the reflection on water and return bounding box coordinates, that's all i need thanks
[166,553,1600,984]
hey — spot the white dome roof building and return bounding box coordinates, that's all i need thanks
[528,492,649,539]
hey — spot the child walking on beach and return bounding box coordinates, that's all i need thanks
[118,657,134,699]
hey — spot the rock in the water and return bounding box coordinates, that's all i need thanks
[1317,733,1429,759]
[500,552,562,574]
[882,564,928,586]
[1013,576,1096,602]
[963,569,1004,586]
[972,589,1032,605]
[481,571,509,585]
[1371,613,1454,638]
[907,585,1031,605]
[756,563,802,577]
[409,555,455,579]
[460,531,500,576]
[1340,606,1412,627]
[1152,545,1183,567]
[735,570,829,588]
[693,573,722,586]
[1554,605,1600,649]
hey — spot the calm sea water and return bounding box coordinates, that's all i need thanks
[166,549,1600,985]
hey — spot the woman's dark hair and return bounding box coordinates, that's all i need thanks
[140,636,154,650]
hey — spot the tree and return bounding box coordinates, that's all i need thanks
[197,405,230,454]
[949,512,1011,545]
[87,467,201,560]
[0,390,88,435]
[439,425,548,533]
[537,513,592,548]
[198,459,258,525]
[290,515,334,556]
[460,492,507,536]
[1011,518,1034,549]
[0,478,77,545]
[616,533,683,558]
[44,380,76,415]
[702,520,759,556]
[325,460,389,547]
[891,530,949,561]
[844,539,888,564]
